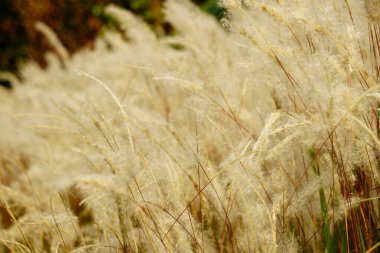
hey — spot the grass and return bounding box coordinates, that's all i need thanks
[0,0,379,252]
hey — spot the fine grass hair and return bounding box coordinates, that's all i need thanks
[0,0,379,252]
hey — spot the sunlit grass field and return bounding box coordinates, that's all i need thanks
[0,0,379,252]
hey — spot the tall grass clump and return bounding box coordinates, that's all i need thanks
[0,0,379,252]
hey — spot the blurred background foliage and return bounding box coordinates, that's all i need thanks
[0,0,222,81]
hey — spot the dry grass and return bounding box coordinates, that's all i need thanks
[0,0,379,252]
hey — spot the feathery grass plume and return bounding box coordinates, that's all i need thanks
[0,0,379,252]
